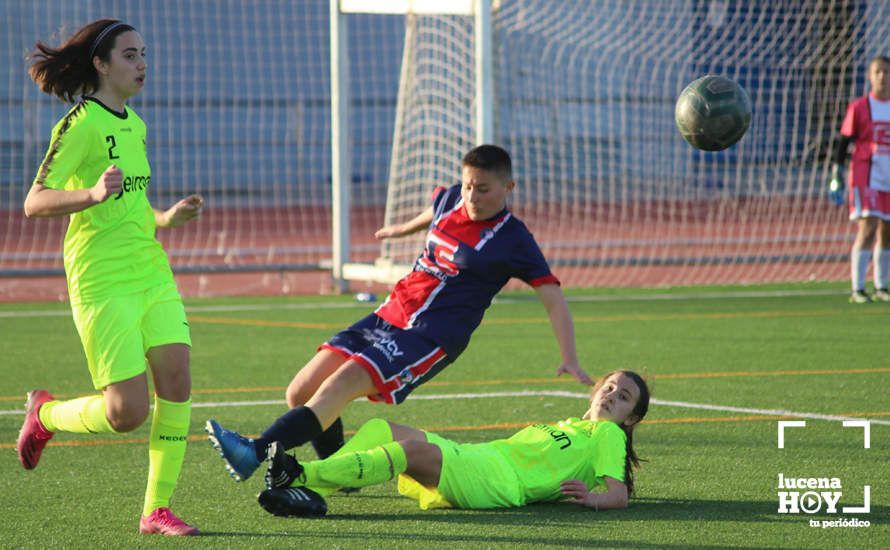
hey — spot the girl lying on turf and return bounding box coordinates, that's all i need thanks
[256,370,649,516]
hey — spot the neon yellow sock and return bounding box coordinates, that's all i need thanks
[143,396,191,516]
[304,441,407,491]
[329,418,393,458]
[38,395,115,434]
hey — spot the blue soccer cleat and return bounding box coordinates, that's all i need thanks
[205,418,261,481]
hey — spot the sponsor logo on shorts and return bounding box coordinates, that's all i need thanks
[373,337,404,362]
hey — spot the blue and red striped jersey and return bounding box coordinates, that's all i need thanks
[375,184,558,356]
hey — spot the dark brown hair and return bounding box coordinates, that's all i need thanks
[28,19,135,103]
[462,144,513,181]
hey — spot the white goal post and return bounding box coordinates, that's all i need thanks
[332,0,493,290]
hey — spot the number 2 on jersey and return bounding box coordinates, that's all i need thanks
[105,135,120,160]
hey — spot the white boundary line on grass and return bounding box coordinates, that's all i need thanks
[496,288,845,304]
[1,390,887,425]
[0,288,847,318]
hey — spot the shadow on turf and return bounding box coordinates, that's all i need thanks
[194,529,732,549]
[286,494,848,525]
[196,497,880,548]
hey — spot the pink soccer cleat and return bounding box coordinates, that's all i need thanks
[16,389,55,470]
[139,507,200,536]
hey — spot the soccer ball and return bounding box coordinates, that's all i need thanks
[675,75,752,151]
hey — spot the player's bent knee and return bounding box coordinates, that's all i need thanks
[401,440,442,487]
[107,414,145,433]
[106,402,149,432]
[285,392,299,409]
[287,352,348,407]
[285,382,310,409]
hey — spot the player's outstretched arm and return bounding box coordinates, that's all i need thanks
[561,477,628,510]
[534,284,593,385]
[24,165,123,218]
[154,194,204,228]
[374,207,434,240]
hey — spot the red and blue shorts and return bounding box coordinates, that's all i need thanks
[320,313,452,404]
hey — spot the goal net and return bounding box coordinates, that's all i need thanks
[2,1,889,298]
[339,0,888,288]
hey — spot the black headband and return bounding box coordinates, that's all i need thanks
[88,22,133,61]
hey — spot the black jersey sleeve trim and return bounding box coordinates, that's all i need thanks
[34,101,88,186]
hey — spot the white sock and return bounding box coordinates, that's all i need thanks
[851,248,872,292]
[874,247,890,290]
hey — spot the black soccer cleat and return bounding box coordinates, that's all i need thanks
[264,441,305,490]
[258,486,328,518]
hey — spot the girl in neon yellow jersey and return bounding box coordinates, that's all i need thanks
[17,19,203,536]
[258,370,650,516]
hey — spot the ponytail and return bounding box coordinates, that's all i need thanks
[621,424,644,495]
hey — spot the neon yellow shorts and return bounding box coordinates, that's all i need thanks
[71,283,191,389]
[397,432,524,510]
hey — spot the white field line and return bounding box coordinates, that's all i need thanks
[650,398,890,425]
[0,288,847,318]
[495,288,845,304]
[1,390,887,425]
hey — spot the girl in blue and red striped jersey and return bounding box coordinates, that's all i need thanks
[206,145,594,488]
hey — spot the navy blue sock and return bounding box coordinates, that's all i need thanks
[311,417,345,459]
[254,405,323,461]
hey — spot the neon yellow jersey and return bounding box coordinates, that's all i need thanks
[491,418,626,504]
[34,97,173,303]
